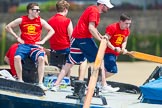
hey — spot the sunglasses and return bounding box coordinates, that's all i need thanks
[32,9,40,12]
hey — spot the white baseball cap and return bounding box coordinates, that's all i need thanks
[97,0,114,8]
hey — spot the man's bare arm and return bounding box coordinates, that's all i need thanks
[88,22,102,41]
[5,18,24,44]
[36,19,55,45]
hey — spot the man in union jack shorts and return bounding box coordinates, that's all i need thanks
[5,2,54,90]
[51,0,119,93]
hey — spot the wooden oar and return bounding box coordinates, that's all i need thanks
[127,51,162,64]
[83,38,107,108]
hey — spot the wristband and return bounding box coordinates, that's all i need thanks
[114,47,117,52]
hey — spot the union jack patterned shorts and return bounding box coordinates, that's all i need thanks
[67,37,98,64]
[15,44,45,62]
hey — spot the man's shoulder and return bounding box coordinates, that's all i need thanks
[86,5,98,12]
[21,15,28,19]
[106,22,118,29]
[110,22,118,26]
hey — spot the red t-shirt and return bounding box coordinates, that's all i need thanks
[105,22,130,56]
[72,5,100,38]
[48,14,71,50]
[5,43,18,76]
[19,15,42,44]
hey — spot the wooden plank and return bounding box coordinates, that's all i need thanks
[83,38,107,108]
[127,51,162,64]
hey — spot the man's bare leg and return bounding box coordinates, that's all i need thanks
[65,69,71,77]
[78,59,87,81]
[37,56,45,84]
[4,56,9,64]
[54,63,73,85]
[14,55,23,82]
[100,61,107,86]
[100,63,120,92]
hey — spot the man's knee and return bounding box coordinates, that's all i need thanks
[14,55,21,62]
[37,56,44,63]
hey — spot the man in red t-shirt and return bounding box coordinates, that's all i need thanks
[4,43,18,77]
[48,0,87,79]
[102,13,132,93]
[48,0,73,77]
[5,3,54,91]
[48,0,72,52]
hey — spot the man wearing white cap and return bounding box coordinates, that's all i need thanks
[97,0,114,9]
[51,0,119,93]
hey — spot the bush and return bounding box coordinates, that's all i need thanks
[16,1,57,13]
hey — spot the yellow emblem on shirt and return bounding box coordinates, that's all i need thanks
[115,34,124,45]
[27,25,36,34]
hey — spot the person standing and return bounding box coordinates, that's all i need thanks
[48,0,73,77]
[101,13,132,93]
[5,2,54,90]
[51,0,118,92]
[48,0,87,79]
[48,0,72,55]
